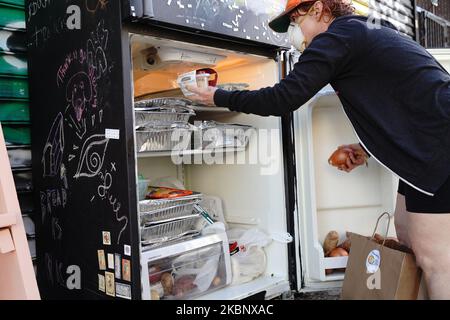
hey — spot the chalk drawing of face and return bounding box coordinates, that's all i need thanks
[66,72,92,122]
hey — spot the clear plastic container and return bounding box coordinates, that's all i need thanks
[148,242,227,300]
[196,73,211,88]
[138,178,150,201]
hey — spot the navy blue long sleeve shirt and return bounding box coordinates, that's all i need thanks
[214,15,450,196]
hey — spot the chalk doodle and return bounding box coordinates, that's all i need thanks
[42,113,65,178]
[97,170,128,245]
[155,0,288,45]
[74,134,110,179]
[66,72,93,122]
[85,0,109,13]
[52,217,63,241]
[86,20,109,81]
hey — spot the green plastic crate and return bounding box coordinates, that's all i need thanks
[0,30,26,53]
[0,4,25,31]
[1,124,30,145]
[0,101,29,122]
[0,54,27,76]
[0,1,24,8]
[0,77,28,99]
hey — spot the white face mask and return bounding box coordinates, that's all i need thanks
[287,22,306,52]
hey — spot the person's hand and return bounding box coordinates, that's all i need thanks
[335,143,369,173]
[185,85,218,106]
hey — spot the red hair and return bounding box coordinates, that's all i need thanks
[295,0,355,21]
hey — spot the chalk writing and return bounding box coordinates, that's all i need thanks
[40,188,68,222]
[97,170,128,245]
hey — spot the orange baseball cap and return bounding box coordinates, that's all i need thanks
[269,0,314,33]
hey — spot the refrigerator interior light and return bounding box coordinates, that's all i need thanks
[138,45,227,71]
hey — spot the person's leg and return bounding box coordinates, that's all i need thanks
[393,193,411,247]
[408,212,450,299]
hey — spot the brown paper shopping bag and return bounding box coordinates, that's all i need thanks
[341,212,422,300]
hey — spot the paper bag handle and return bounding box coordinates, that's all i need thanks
[371,212,391,247]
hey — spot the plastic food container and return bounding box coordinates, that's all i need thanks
[147,240,229,300]
[196,73,211,88]
[136,123,195,152]
[138,178,150,201]
[193,121,253,150]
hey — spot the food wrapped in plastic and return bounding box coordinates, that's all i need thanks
[135,105,195,128]
[136,123,195,152]
[193,121,254,150]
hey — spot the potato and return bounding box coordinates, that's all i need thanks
[323,231,339,256]
[160,272,174,296]
[338,232,352,252]
[151,289,160,300]
[212,276,221,287]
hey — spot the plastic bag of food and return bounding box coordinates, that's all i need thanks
[226,228,273,285]
[171,245,222,295]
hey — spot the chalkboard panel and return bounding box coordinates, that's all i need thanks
[136,0,289,47]
[26,0,139,299]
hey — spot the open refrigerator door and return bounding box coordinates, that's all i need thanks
[129,34,295,300]
[293,48,450,291]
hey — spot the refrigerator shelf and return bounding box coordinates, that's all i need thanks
[137,147,246,158]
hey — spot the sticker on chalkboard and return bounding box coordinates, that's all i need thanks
[115,254,121,280]
[105,129,120,140]
[98,274,105,292]
[115,283,132,300]
[98,250,106,271]
[107,253,114,270]
[124,245,131,256]
[105,272,115,297]
[102,231,111,245]
[122,259,131,282]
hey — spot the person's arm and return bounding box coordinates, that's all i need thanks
[213,24,361,116]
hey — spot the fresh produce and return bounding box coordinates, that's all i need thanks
[328,148,352,167]
[212,276,222,287]
[173,275,196,298]
[329,247,349,257]
[160,272,174,296]
[373,233,411,252]
[328,147,369,168]
[151,289,160,300]
[149,265,162,284]
[338,232,352,252]
[325,247,349,275]
[323,231,340,256]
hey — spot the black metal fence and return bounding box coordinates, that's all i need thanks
[417,3,450,48]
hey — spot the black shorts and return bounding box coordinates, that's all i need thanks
[397,177,450,213]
